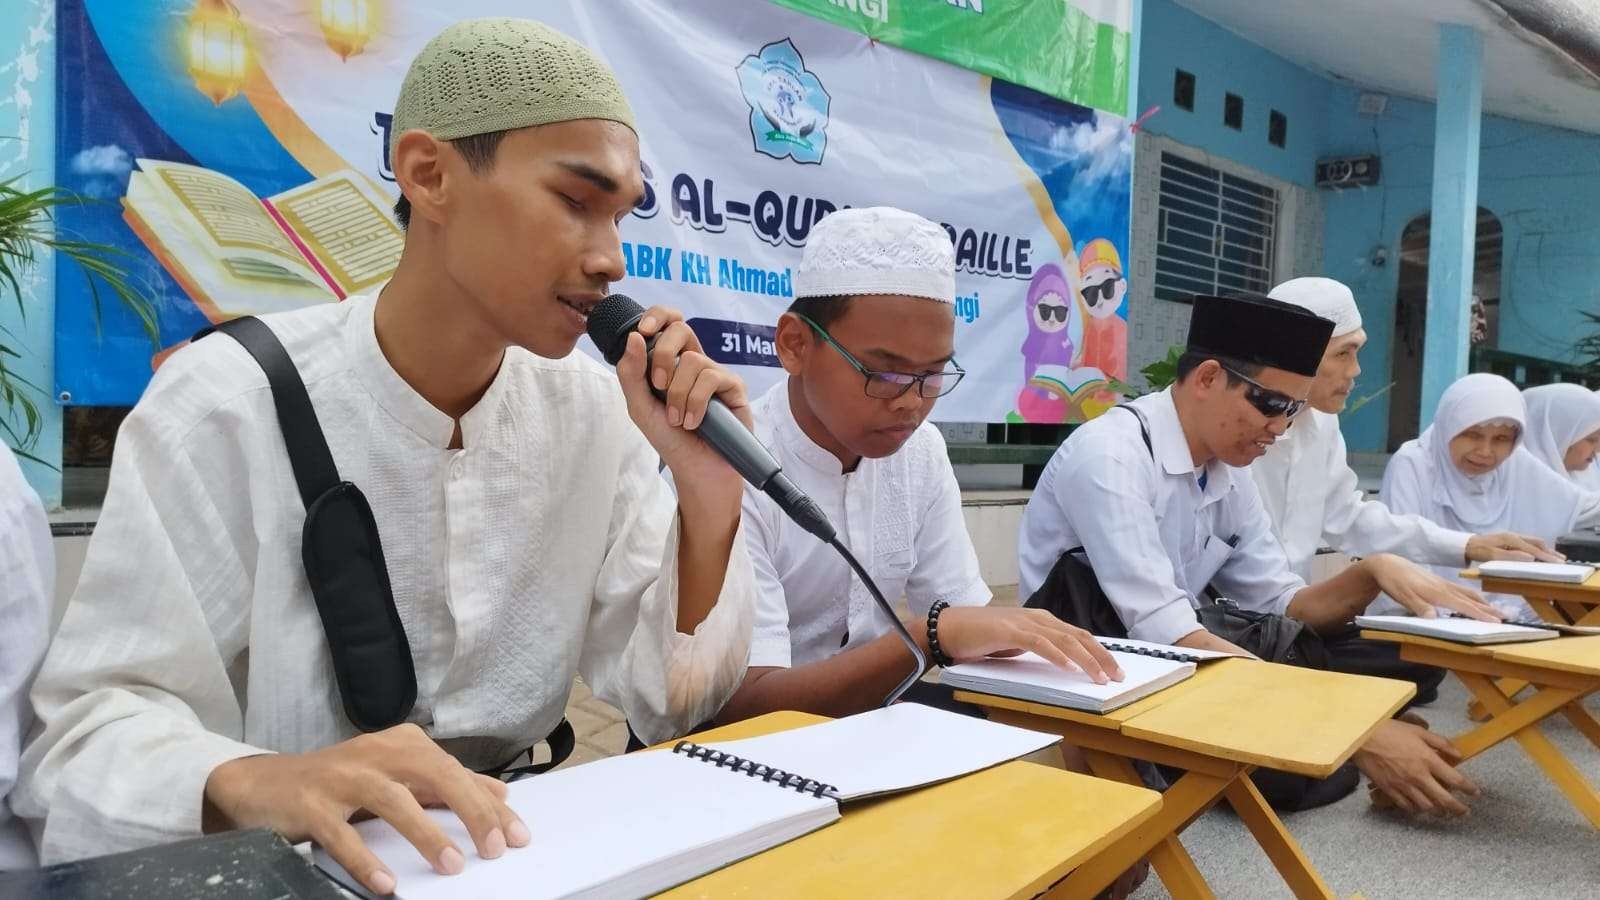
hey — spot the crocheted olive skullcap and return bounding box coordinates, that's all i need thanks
[390,17,635,170]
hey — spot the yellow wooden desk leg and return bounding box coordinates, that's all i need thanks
[1460,675,1600,830]
[1058,750,1219,900]
[1223,774,1336,900]
[1451,677,1580,760]
[1526,596,1567,625]
[1468,677,1525,723]
[1561,702,1600,751]
[1557,600,1589,624]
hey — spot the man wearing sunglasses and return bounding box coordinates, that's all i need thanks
[1019,293,1494,817]
[712,207,1124,726]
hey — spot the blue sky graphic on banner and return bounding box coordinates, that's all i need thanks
[53,0,1132,425]
[991,79,1133,424]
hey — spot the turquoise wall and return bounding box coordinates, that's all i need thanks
[1137,0,1600,452]
[1322,86,1600,451]
[1135,0,1332,188]
[1,0,62,508]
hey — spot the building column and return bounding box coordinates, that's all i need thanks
[1419,23,1483,429]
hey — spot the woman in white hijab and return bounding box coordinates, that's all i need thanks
[1522,383,1600,486]
[1381,373,1600,621]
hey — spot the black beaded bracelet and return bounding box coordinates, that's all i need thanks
[926,600,955,668]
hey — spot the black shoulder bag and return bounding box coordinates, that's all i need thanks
[1022,404,1358,811]
[196,318,572,776]
[1025,404,1329,664]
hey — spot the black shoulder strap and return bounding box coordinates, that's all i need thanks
[1118,403,1154,457]
[195,318,341,510]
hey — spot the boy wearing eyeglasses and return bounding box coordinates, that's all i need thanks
[711,207,1124,725]
[1018,293,1490,817]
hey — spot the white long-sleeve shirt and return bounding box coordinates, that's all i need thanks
[0,444,51,871]
[15,292,752,864]
[1252,409,1469,581]
[1018,389,1304,645]
[736,382,989,669]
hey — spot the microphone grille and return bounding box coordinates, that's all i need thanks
[585,293,646,365]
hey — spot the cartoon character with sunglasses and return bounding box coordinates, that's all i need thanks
[1077,238,1128,381]
[1020,262,1078,382]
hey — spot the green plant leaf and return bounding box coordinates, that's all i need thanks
[5,443,56,471]
[0,170,162,457]
[1140,344,1184,393]
[1104,376,1141,397]
[1342,381,1397,417]
[1576,310,1600,377]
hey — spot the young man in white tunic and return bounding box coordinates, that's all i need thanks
[0,444,52,871]
[1019,293,1498,817]
[16,19,754,896]
[1251,277,1557,583]
[714,208,1121,724]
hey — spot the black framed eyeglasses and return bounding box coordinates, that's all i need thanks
[796,314,966,400]
[1220,364,1308,419]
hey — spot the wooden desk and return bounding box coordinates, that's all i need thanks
[956,659,1412,900]
[1468,568,1600,627]
[1361,631,1600,829]
[656,711,1163,899]
[1460,569,1600,712]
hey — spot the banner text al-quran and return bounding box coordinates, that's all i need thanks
[55,0,1133,424]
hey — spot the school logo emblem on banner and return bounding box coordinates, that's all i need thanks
[737,38,830,164]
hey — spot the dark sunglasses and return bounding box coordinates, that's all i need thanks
[1035,303,1070,323]
[1221,364,1308,419]
[1080,280,1118,304]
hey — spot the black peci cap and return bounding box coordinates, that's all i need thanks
[1185,293,1335,377]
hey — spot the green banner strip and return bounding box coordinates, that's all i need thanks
[765,0,1129,114]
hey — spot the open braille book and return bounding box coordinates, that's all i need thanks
[940,637,1236,713]
[316,703,1057,899]
[1356,614,1559,645]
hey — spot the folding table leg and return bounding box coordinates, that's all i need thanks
[1059,750,1222,900]
[1459,672,1600,830]
[1223,775,1336,900]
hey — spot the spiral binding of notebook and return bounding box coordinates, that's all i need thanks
[1097,641,1204,664]
[672,741,841,799]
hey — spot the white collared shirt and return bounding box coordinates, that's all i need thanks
[17,292,752,864]
[1252,408,1468,581]
[0,445,50,871]
[738,382,989,668]
[1018,389,1305,645]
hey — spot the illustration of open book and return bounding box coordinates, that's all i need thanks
[122,158,403,322]
[1015,363,1120,424]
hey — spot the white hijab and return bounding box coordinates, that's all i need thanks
[1381,374,1600,622]
[1522,383,1600,483]
[1406,373,1582,534]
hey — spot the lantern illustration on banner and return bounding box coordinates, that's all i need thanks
[185,0,250,105]
[320,0,375,60]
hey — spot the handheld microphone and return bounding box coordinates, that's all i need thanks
[586,294,927,703]
[586,294,835,542]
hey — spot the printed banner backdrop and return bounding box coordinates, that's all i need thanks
[54,0,1132,425]
[766,0,1132,116]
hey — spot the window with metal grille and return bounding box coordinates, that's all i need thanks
[1153,151,1279,304]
